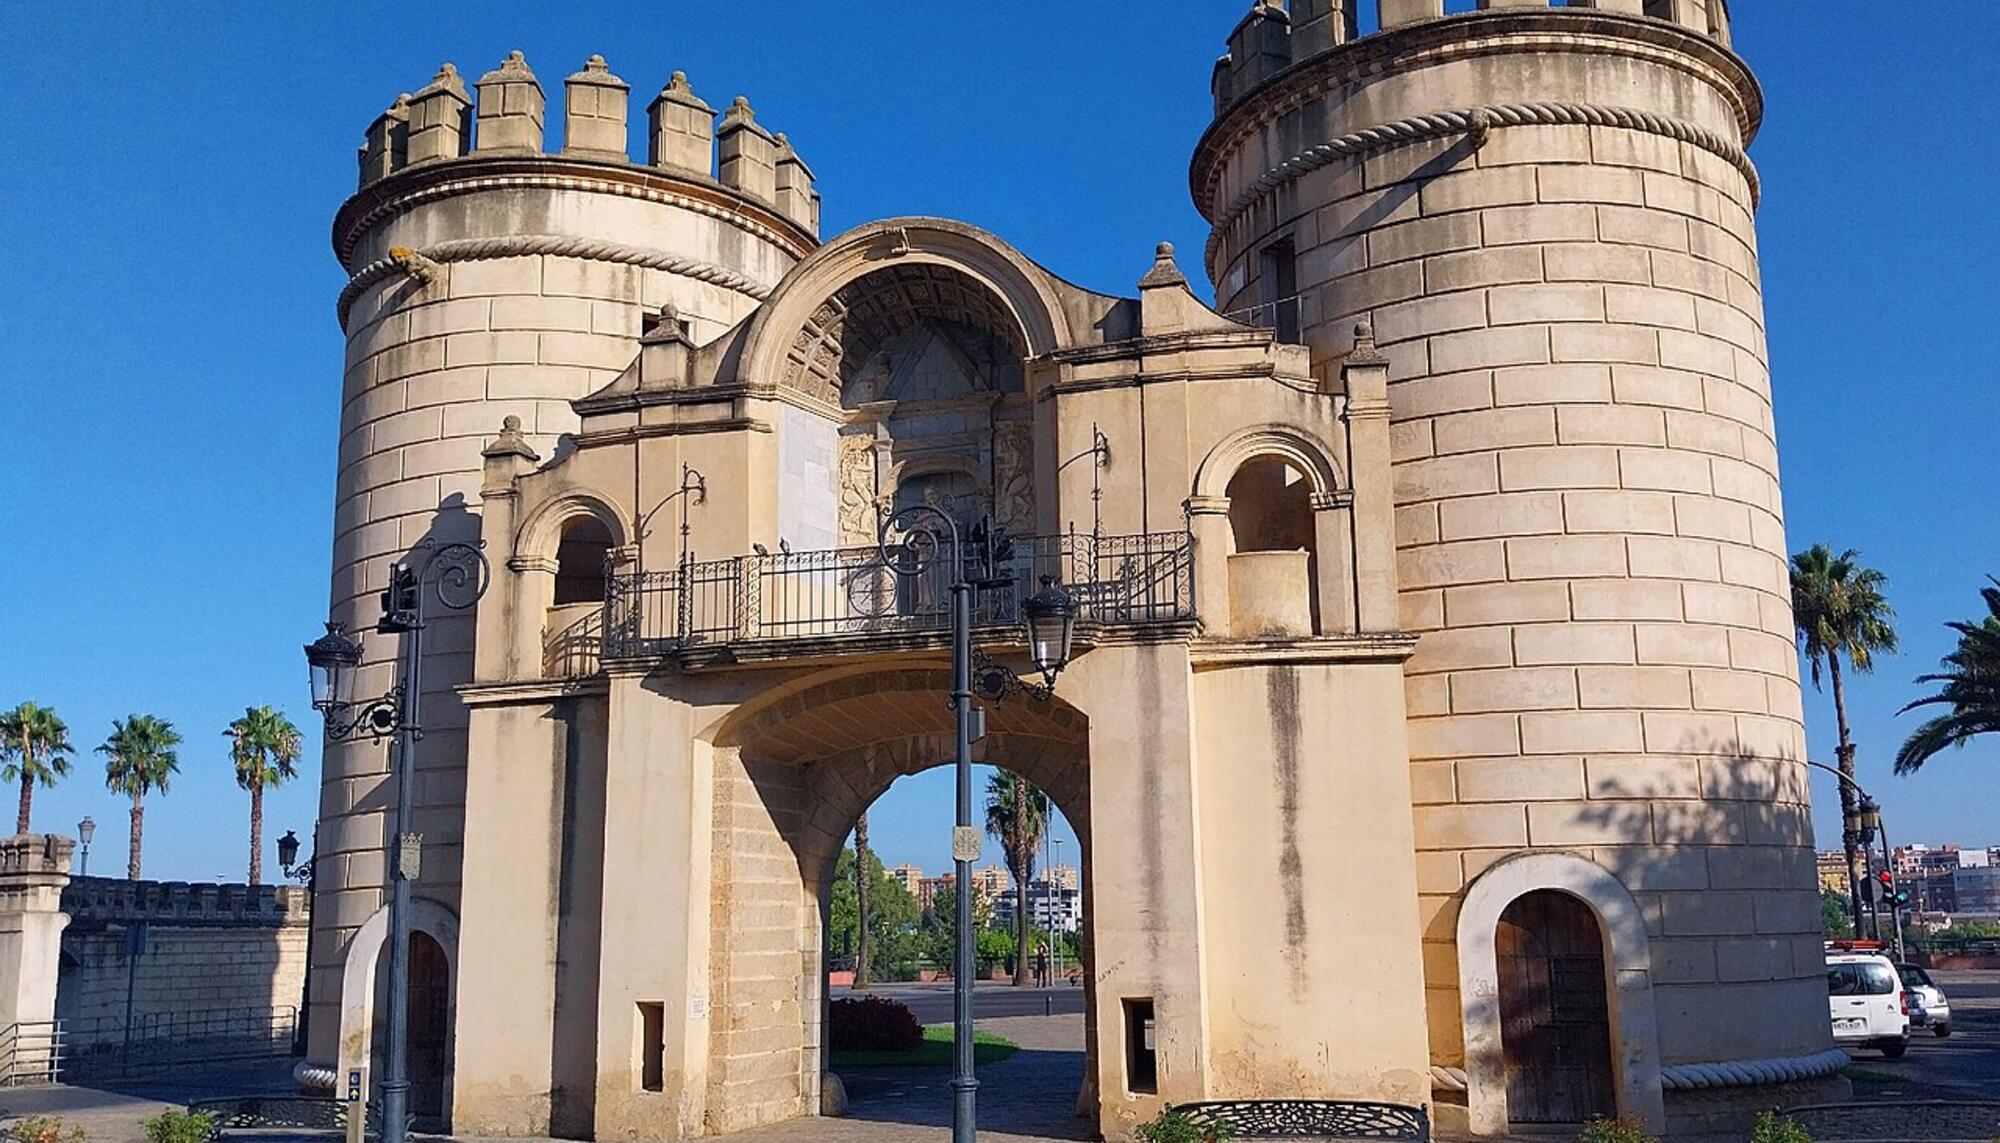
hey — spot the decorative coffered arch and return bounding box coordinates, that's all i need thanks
[735,218,1077,405]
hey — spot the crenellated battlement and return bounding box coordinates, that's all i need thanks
[1211,0,1734,114]
[354,50,819,235]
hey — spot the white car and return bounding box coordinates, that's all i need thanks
[1826,952,1910,1057]
[1897,963,1952,1038]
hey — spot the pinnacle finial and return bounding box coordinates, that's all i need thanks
[502,415,522,432]
[1139,240,1187,289]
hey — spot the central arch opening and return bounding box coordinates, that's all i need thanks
[819,763,1093,1139]
[708,666,1098,1138]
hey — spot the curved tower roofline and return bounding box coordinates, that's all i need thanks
[1192,8,1763,229]
[330,150,818,277]
[334,54,821,274]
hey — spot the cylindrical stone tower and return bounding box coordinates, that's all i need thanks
[1195,1,1830,1133]
[315,50,816,1082]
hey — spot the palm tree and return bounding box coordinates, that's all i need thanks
[983,770,1048,988]
[98,714,181,880]
[853,812,872,989]
[0,702,75,834]
[1791,544,1898,933]
[1895,578,2000,774]
[227,706,303,885]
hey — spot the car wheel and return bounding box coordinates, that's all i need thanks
[1881,1040,1909,1059]
[1934,1023,1951,1038]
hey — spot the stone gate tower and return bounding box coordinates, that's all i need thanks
[318,50,817,1103]
[1195,1,1832,1135]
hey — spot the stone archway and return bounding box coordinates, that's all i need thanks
[1456,852,1663,1135]
[338,896,461,1132]
[702,664,1098,1134]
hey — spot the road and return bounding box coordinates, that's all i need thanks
[831,981,1087,1024]
[1838,969,2000,1100]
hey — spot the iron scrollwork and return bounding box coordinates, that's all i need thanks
[322,685,405,741]
[972,645,1052,703]
[1170,1100,1431,1141]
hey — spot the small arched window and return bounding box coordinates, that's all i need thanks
[554,516,614,604]
[1225,457,1315,554]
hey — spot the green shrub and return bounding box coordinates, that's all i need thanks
[1134,1108,1236,1143]
[10,1116,85,1143]
[140,1109,214,1143]
[1576,1116,1659,1143]
[1751,1111,1812,1143]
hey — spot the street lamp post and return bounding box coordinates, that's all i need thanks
[77,817,95,877]
[878,507,1076,1143]
[1050,836,1064,982]
[305,539,489,1143]
[279,828,316,1056]
[1804,758,1904,960]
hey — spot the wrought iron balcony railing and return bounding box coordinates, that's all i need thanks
[588,529,1194,665]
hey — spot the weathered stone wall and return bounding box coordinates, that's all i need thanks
[57,877,309,1051]
[1194,4,1828,1091]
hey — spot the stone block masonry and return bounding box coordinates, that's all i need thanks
[316,49,819,1072]
[1193,5,1829,1128]
[56,876,309,1052]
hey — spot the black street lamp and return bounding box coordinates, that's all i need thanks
[77,817,94,877]
[277,829,302,876]
[305,538,489,1143]
[278,826,317,1056]
[1809,759,1903,959]
[877,506,1075,1143]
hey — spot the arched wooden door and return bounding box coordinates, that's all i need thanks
[1496,890,1616,1125]
[407,931,453,1131]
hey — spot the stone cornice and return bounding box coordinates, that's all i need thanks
[1190,10,1764,223]
[331,153,819,269]
[458,676,610,706]
[1189,633,1418,668]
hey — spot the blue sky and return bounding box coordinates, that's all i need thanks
[0,3,1993,882]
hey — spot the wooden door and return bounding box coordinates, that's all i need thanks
[407,932,453,1131]
[1497,890,1616,1124]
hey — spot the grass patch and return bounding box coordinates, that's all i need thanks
[1842,1066,1904,1085]
[830,1023,1019,1068]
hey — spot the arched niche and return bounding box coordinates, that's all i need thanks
[1191,426,1354,636]
[1456,852,1663,1135]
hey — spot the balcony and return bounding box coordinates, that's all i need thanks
[543,530,1195,675]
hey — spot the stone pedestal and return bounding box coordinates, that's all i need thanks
[0,834,74,1033]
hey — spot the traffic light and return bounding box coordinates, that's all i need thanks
[1876,870,1912,911]
[378,561,419,633]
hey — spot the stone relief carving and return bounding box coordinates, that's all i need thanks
[992,420,1035,535]
[836,434,879,545]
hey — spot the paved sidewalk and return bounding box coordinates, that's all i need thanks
[724,1014,1092,1142]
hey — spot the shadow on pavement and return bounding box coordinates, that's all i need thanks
[836,1046,1093,1141]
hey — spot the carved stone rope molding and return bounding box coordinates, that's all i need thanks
[1656,1048,1851,1091]
[1204,101,1760,269]
[337,234,775,328]
[1428,1048,1849,1096]
[292,1059,337,1093]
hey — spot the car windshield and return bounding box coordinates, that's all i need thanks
[1899,965,1934,988]
[1827,962,1898,996]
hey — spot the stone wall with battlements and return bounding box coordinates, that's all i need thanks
[315,48,819,1067]
[56,876,309,1053]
